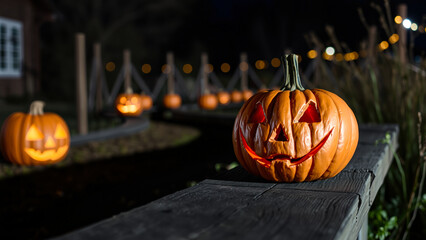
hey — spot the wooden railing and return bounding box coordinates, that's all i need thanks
[53,124,398,240]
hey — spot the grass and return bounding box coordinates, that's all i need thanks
[302,2,426,239]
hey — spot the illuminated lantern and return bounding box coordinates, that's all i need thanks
[199,93,218,110]
[115,88,143,117]
[217,91,231,105]
[140,93,153,111]
[233,54,359,182]
[242,89,254,101]
[230,90,243,103]
[0,101,70,165]
[163,93,182,109]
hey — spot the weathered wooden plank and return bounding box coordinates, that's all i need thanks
[54,124,399,240]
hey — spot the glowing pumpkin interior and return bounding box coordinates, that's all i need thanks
[116,96,142,113]
[24,123,69,161]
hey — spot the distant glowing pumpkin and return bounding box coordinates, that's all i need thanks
[163,93,182,109]
[217,91,231,105]
[0,101,70,165]
[140,94,153,111]
[115,93,143,116]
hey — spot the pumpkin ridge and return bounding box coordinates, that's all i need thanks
[315,89,349,179]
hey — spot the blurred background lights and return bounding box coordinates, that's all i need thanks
[410,23,418,31]
[183,64,192,74]
[379,41,389,51]
[105,62,115,72]
[220,63,230,73]
[325,47,335,55]
[161,64,171,73]
[307,50,317,59]
[402,19,412,29]
[255,60,266,70]
[394,15,403,24]
[389,34,399,44]
[270,58,281,67]
[141,64,151,74]
[335,53,344,61]
[239,62,249,71]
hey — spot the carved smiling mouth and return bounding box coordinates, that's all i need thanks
[239,128,333,168]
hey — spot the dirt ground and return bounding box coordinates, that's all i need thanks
[0,117,236,239]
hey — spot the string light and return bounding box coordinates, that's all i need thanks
[270,58,281,67]
[389,34,399,44]
[141,64,151,74]
[183,64,192,74]
[105,62,115,72]
[379,41,389,51]
[255,60,266,70]
[402,19,412,29]
[207,64,214,73]
[325,47,335,56]
[221,63,231,73]
[410,23,418,31]
[307,50,318,59]
[394,16,403,24]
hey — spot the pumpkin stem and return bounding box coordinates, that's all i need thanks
[280,54,305,91]
[29,101,45,115]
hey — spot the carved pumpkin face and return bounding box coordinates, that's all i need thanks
[115,93,143,116]
[0,101,70,165]
[232,55,358,182]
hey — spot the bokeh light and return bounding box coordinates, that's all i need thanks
[394,16,402,24]
[325,47,335,56]
[106,62,116,72]
[270,58,281,67]
[379,41,389,51]
[239,62,249,71]
[389,34,399,44]
[255,60,266,70]
[410,23,418,31]
[221,63,231,73]
[402,19,412,29]
[141,64,151,74]
[307,50,317,59]
[183,64,192,74]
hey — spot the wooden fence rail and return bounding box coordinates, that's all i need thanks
[54,124,399,240]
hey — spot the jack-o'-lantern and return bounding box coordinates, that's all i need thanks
[163,93,182,109]
[140,93,153,111]
[233,54,358,182]
[0,101,70,165]
[217,91,231,105]
[199,94,218,110]
[231,90,243,103]
[115,89,143,117]
[242,89,253,101]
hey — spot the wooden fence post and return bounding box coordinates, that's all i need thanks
[166,52,175,94]
[123,49,132,93]
[397,4,407,65]
[75,33,88,135]
[240,52,248,90]
[94,43,103,113]
[201,52,208,95]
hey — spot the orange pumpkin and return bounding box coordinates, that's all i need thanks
[140,94,153,111]
[163,93,182,109]
[232,54,358,182]
[0,101,70,165]
[230,90,243,103]
[199,94,218,110]
[115,93,143,116]
[217,91,231,105]
[242,89,253,101]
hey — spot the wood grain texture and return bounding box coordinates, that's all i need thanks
[53,124,398,240]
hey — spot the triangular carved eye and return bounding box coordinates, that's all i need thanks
[298,102,321,123]
[249,102,266,124]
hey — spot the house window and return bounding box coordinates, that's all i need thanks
[0,17,23,78]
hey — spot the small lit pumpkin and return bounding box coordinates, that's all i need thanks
[115,88,143,117]
[0,101,70,165]
[163,93,182,109]
[230,90,243,103]
[233,54,359,182]
[217,91,231,105]
[199,93,218,110]
[242,89,254,101]
[140,93,153,111]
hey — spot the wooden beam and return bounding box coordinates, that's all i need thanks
[123,49,132,93]
[166,52,175,94]
[201,52,208,95]
[240,52,248,90]
[397,4,407,65]
[94,43,103,114]
[75,33,88,135]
